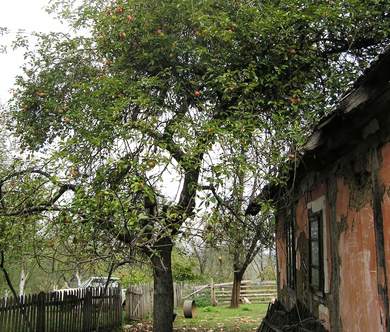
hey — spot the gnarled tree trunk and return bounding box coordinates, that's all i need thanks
[230,270,243,308]
[151,238,174,332]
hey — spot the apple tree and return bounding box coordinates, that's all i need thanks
[9,0,390,331]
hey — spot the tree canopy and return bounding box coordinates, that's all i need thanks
[6,0,390,331]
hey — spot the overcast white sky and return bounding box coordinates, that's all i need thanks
[0,0,68,103]
[0,0,186,201]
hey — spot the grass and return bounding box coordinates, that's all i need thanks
[174,303,268,331]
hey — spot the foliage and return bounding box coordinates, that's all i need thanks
[0,137,127,295]
[10,0,390,208]
[116,248,204,286]
[199,141,276,307]
[192,288,212,308]
[258,264,276,281]
[172,249,203,282]
[4,0,390,327]
[117,265,152,287]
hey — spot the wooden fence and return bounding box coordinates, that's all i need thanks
[125,280,276,320]
[0,287,122,332]
[213,280,276,305]
[125,283,183,321]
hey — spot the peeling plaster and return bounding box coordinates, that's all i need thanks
[276,137,390,331]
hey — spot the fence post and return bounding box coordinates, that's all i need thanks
[210,279,217,306]
[36,292,46,332]
[83,289,92,332]
[124,288,130,321]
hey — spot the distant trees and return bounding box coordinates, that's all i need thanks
[0,141,128,295]
[0,162,49,297]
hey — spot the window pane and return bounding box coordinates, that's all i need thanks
[310,219,318,239]
[286,213,295,289]
[311,241,319,266]
[309,210,324,291]
[311,268,319,288]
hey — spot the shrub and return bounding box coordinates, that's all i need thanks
[192,288,212,307]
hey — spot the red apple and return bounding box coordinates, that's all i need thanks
[289,96,301,105]
[115,6,124,14]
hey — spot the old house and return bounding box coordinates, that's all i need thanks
[254,48,390,331]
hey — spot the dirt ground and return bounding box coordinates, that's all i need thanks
[123,323,238,332]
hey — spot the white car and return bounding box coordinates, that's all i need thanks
[81,277,121,289]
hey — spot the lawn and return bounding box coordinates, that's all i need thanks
[174,303,268,331]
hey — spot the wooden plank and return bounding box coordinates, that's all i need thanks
[10,297,14,331]
[19,295,24,332]
[0,297,5,331]
[11,296,16,332]
[63,293,68,332]
[93,288,98,331]
[182,284,209,300]
[68,290,73,332]
[69,291,73,332]
[30,294,35,332]
[4,297,8,331]
[58,291,62,332]
[77,289,81,332]
[4,298,9,332]
[46,293,50,332]
[14,296,19,332]
[6,296,11,332]
[78,289,82,332]
[8,296,12,332]
[36,292,45,332]
[58,292,64,332]
[66,290,70,332]
[110,288,113,328]
[75,289,80,332]
[23,295,28,332]
[15,296,20,332]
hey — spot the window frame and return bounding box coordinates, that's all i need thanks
[308,209,324,293]
[286,210,296,289]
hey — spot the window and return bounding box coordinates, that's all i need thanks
[309,210,324,292]
[286,212,296,289]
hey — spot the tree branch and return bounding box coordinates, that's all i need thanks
[0,169,52,186]
[201,184,248,227]
[0,251,33,331]
[0,183,76,217]
[322,37,388,56]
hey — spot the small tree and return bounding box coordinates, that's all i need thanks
[203,142,275,308]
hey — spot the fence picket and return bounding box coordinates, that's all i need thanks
[0,298,4,331]
[0,287,121,332]
[11,297,16,332]
[16,295,22,332]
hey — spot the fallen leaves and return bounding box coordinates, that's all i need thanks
[122,323,256,332]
